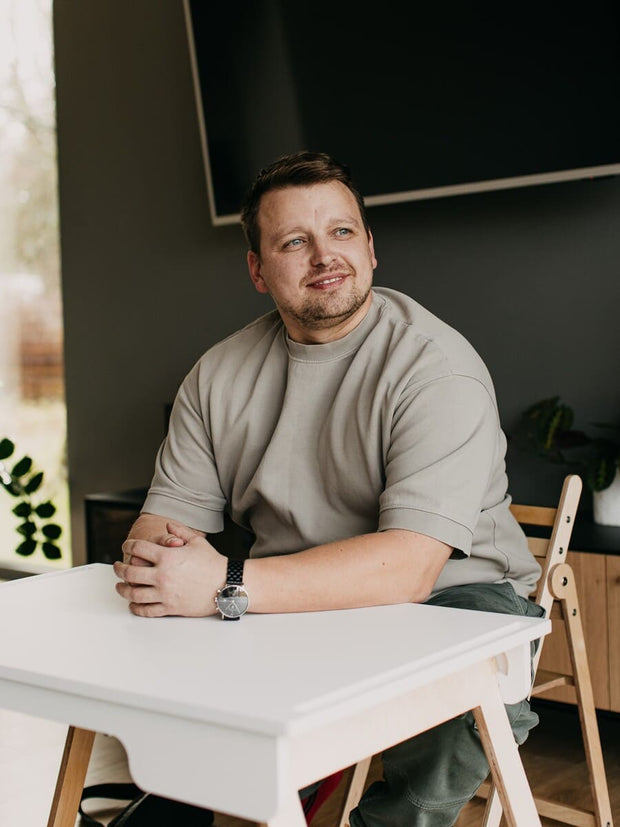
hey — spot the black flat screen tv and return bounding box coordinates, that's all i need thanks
[184,0,620,226]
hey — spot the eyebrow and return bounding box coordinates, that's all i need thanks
[271,214,363,242]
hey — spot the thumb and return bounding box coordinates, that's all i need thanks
[165,521,195,545]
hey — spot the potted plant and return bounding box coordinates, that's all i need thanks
[0,437,63,559]
[511,397,620,526]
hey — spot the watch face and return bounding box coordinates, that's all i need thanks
[216,584,249,618]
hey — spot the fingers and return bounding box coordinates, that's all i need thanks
[165,521,196,544]
[114,563,168,617]
[113,560,157,585]
[120,523,193,565]
[115,524,218,618]
[127,555,152,567]
[122,537,162,564]
[162,536,185,547]
[115,581,152,602]
[129,602,167,618]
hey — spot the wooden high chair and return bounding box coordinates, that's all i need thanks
[338,475,614,827]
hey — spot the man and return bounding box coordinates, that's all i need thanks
[114,151,543,826]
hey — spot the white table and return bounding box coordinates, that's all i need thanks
[0,564,549,826]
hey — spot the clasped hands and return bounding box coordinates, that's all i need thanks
[113,522,227,617]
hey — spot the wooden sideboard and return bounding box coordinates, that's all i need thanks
[85,490,620,712]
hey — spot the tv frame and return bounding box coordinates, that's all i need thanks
[183,1,620,228]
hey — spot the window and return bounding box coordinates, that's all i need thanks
[0,0,70,573]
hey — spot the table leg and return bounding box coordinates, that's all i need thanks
[473,684,541,827]
[47,725,95,827]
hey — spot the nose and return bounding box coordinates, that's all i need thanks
[309,236,336,267]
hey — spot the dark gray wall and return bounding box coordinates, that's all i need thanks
[54,1,620,563]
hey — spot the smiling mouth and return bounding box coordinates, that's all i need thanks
[307,275,348,289]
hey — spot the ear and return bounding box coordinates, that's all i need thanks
[247,250,270,294]
[368,230,378,270]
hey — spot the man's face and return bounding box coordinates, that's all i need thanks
[247,181,377,344]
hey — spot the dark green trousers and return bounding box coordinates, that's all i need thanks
[348,582,544,827]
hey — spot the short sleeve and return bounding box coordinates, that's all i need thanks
[378,375,500,555]
[142,361,227,532]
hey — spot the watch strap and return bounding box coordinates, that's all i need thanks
[226,557,244,585]
[218,558,247,621]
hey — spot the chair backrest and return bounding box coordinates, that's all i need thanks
[481,476,612,827]
[509,474,582,672]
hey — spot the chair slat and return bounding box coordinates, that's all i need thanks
[526,536,550,559]
[532,669,574,694]
[510,504,557,527]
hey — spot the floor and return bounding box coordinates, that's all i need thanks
[0,701,618,825]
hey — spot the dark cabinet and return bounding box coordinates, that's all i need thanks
[85,489,146,564]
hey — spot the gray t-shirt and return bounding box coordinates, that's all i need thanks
[144,287,540,598]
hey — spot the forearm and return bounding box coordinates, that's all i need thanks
[244,529,452,613]
[115,523,451,618]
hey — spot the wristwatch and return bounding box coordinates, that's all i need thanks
[214,558,249,620]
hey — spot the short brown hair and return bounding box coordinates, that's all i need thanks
[240,151,369,254]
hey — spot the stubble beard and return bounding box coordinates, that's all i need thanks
[285,280,372,331]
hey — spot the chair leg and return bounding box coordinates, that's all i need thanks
[552,564,614,827]
[47,726,96,827]
[337,757,372,827]
[481,782,503,827]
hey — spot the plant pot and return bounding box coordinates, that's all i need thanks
[592,467,620,527]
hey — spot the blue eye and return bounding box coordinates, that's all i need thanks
[335,227,352,237]
[284,238,303,249]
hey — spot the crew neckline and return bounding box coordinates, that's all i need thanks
[285,291,385,363]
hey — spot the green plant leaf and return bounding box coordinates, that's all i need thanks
[12,502,32,517]
[42,542,62,560]
[1,440,63,560]
[16,539,36,556]
[512,396,593,468]
[586,459,616,492]
[0,438,15,460]
[12,456,33,477]
[42,523,62,540]
[1,479,21,496]
[17,521,37,537]
[24,471,44,494]
[35,501,56,518]
[585,439,619,491]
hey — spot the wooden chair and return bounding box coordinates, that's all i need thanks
[338,474,614,827]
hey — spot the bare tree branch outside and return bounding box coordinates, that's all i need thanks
[0,0,70,569]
